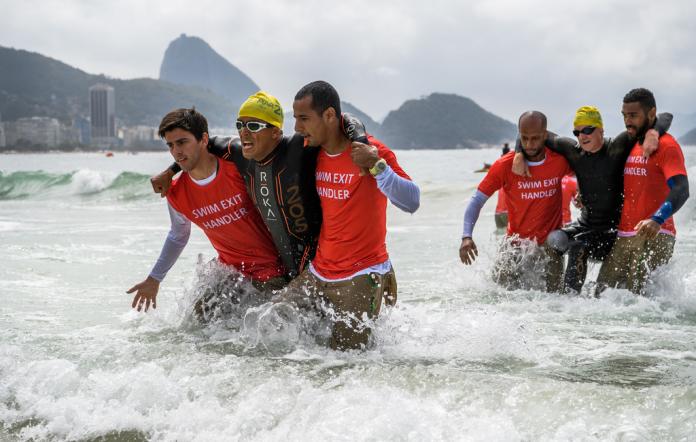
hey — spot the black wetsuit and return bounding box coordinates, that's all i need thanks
[170,135,321,279]
[545,133,634,292]
[516,113,672,293]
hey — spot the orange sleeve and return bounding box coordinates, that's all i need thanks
[658,138,688,181]
[478,159,505,197]
[368,136,412,180]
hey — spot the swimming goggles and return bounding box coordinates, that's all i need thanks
[572,126,596,137]
[236,120,273,133]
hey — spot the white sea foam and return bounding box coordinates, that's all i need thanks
[1,150,696,440]
[68,169,118,194]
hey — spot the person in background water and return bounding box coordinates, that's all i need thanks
[596,88,689,295]
[494,143,511,229]
[561,172,578,226]
[460,111,570,292]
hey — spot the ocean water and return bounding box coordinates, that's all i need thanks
[1,148,696,441]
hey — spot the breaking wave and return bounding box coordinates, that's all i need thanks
[0,170,153,200]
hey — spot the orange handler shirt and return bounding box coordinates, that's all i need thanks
[618,134,687,237]
[166,158,284,281]
[311,136,411,279]
[478,150,571,244]
[495,189,507,215]
[561,174,578,225]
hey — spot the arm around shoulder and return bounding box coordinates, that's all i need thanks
[208,136,240,159]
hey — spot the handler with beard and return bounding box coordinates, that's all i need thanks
[596,88,689,295]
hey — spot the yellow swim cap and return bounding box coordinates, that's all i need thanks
[238,91,283,128]
[573,106,603,128]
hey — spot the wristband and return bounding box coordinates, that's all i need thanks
[651,201,673,225]
[369,158,387,176]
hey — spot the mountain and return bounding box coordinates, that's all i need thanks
[378,93,516,149]
[679,127,696,146]
[672,112,696,138]
[1,43,518,149]
[0,45,238,127]
[0,46,92,122]
[159,34,259,107]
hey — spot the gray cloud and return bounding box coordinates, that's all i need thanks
[1,0,694,135]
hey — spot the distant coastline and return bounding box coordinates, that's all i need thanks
[0,146,167,154]
[2,144,694,155]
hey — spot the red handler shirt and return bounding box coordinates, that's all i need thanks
[495,189,507,215]
[311,136,411,279]
[167,158,284,281]
[561,174,578,225]
[618,134,687,237]
[478,150,571,244]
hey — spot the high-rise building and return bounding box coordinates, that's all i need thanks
[89,83,116,147]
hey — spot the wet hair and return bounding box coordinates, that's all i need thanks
[158,107,208,140]
[518,111,547,129]
[623,88,656,113]
[294,81,341,116]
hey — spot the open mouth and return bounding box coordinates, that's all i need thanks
[242,141,254,151]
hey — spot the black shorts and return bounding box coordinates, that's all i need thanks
[561,222,617,262]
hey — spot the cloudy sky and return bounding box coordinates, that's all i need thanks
[2,0,695,135]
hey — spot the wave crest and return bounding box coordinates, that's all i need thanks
[0,170,153,200]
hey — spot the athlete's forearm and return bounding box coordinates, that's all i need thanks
[544,132,577,156]
[149,205,191,281]
[462,190,490,238]
[651,174,690,224]
[514,131,571,156]
[611,112,673,157]
[375,166,420,213]
[209,136,241,159]
[609,130,633,157]
[655,112,672,137]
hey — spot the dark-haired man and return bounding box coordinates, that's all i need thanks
[127,108,285,314]
[285,80,420,350]
[460,111,569,292]
[596,88,689,295]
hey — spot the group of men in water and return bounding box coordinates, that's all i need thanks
[460,88,689,296]
[127,83,688,351]
[127,81,419,350]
